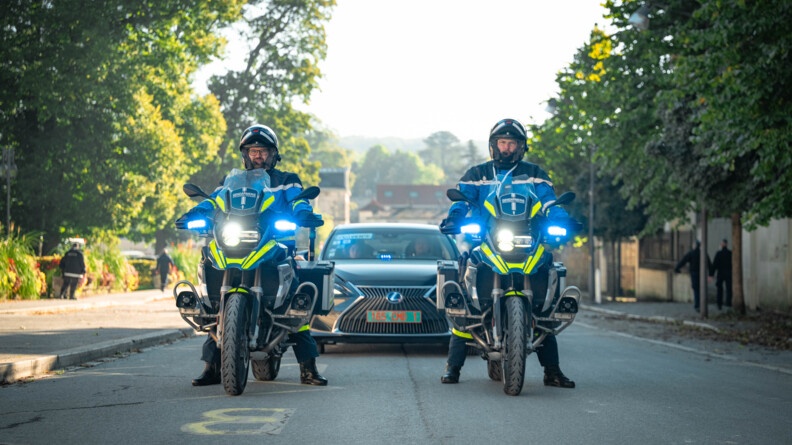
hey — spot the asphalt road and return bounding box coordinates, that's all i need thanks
[1,320,790,445]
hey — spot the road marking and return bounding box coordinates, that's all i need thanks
[182,408,296,436]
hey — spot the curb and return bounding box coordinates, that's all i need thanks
[581,305,721,333]
[0,327,195,385]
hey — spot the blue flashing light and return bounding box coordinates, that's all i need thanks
[274,220,297,232]
[187,219,207,229]
[461,223,482,235]
[547,225,567,237]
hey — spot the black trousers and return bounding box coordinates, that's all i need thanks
[716,276,732,308]
[60,276,79,299]
[201,329,319,366]
[446,330,560,369]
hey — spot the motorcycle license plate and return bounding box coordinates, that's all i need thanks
[366,311,422,323]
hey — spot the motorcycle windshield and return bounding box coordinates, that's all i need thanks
[485,173,539,220]
[221,168,273,216]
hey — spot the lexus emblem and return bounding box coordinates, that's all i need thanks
[386,292,403,305]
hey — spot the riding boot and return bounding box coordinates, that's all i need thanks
[543,365,575,388]
[440,364,461,384]
[299,358,328,386]
[192,362,221,386]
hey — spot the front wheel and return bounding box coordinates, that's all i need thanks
[221,293,250,396]
[502,297,527,396]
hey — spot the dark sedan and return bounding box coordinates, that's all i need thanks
[310,223,459,348]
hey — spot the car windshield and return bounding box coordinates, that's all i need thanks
[322,227,457,261]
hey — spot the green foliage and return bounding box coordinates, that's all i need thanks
[129,259,156,290]
[539,0,792,235]
[418,131,466,182]
[351,145,446,199]
[0,0,242,252]
[200,0,336,191]
[0,231,45,300]
[170,243,202,282]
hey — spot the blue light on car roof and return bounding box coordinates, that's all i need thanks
[379,253,392,261]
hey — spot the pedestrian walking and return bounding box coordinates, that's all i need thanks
[674,241,712,311]
[156,248,175,292]
[710,238,733,310]
[59,243,86,300]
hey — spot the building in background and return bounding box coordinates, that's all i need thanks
[318,168,351,225]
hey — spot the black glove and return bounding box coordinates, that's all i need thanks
[440,216,462,234]
[295,210,323,227]
[175,208,208,230]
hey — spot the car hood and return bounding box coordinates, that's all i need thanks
[333,261,438,287]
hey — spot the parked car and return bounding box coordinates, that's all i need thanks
[310,223,459,349]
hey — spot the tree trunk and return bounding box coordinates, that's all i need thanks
[731,213,746,315]
[154,230,167,257]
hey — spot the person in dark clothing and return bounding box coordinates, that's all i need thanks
[674,241,712,310]
[175,124,327,388]
[59,243,86,300]
[710,239,733,310]
[156,248,175,292]
[438,118,575,389]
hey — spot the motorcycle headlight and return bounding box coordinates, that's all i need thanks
[496,229,515,252]
[222,222,243,247]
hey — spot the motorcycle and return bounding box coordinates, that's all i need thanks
[436,177,582,396]
[173,168,334,396]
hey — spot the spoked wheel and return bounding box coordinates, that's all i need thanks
[252,356,281,381]
[502,297,527,396]
[221,293,250,396]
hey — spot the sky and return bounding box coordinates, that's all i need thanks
[299,0,609,142]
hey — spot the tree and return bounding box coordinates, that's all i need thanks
[539,0,792,313]
[351,145,443,200]
[418,131,464,182]
[198,0,335,194]
[0,0,240,252]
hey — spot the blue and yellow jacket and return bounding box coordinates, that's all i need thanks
[448,160,568,221]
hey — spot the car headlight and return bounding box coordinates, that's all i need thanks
[222,222,243,247]
[496,229,515,252]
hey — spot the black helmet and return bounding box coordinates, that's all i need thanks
[239,124,281,170]
[488,118,527,167]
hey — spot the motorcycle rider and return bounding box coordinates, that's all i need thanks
[439,118,576,388]
[176,124,327,387]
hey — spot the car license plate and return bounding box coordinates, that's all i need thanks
[366,311,422,323]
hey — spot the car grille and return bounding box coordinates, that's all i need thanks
[336,286,448,334]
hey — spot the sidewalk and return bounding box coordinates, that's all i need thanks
[0,289,195,384]
[581,299,792,375]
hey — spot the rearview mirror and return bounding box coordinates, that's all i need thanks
[183,183,209,199]
[291,186,320,203]
[446,189,470,203]
[554,192,575,207]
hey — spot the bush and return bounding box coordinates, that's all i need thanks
[130,258,156,290]
[0,231,46,300]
